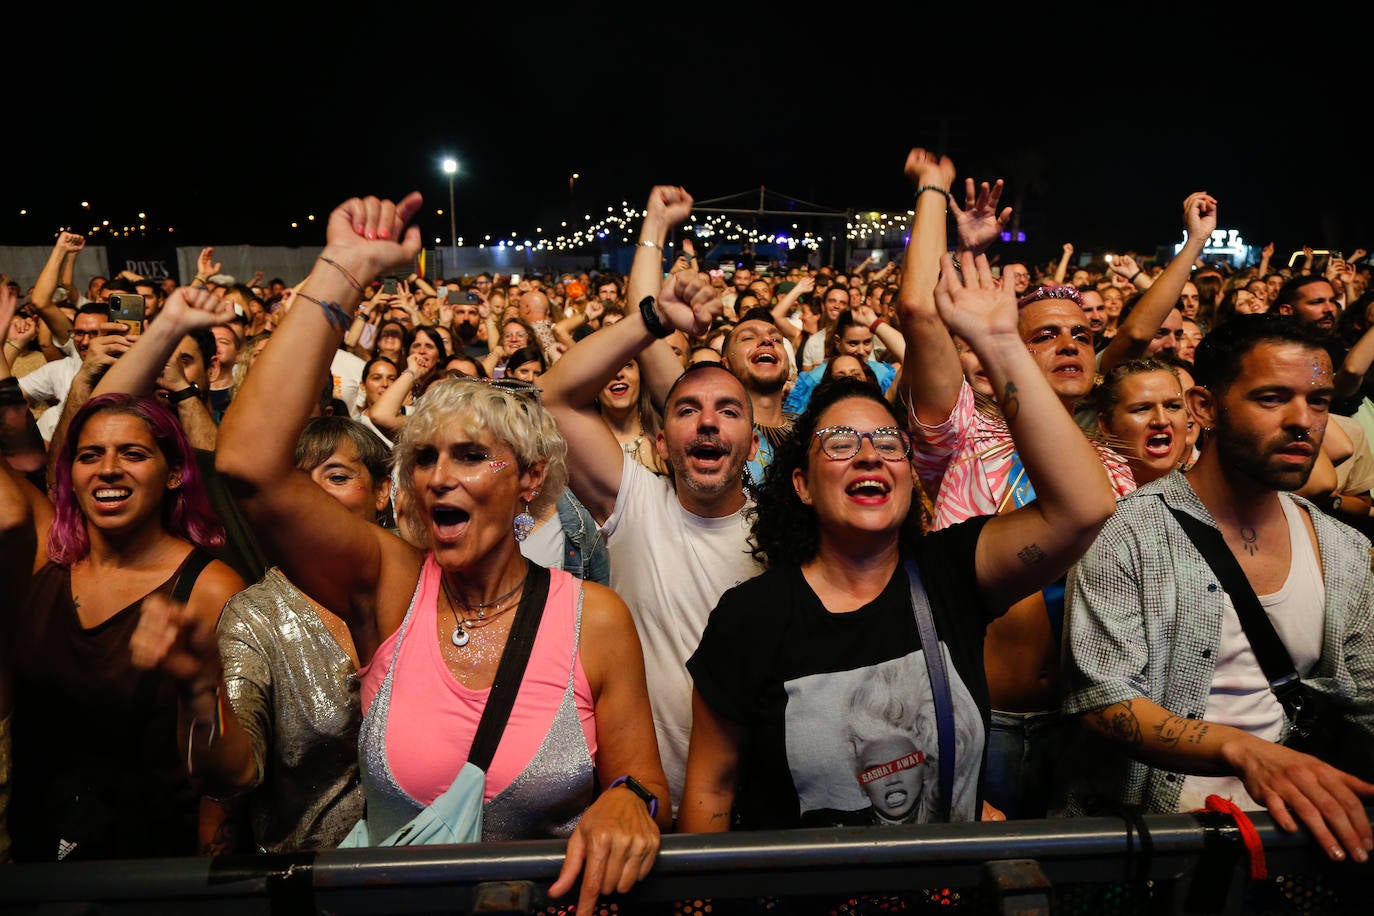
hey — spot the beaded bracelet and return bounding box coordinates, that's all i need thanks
[914,185,949,199]
[295,290,352,331]
[319,255,365,292]
[637,240,660,250]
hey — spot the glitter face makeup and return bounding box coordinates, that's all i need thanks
[489,460,509,473]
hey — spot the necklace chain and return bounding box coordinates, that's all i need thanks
[441,573,523,648]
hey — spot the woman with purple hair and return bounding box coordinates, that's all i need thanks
[2,392,245,861]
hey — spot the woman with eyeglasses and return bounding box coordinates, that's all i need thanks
[215,194,666,914]
[678,253,1115,835]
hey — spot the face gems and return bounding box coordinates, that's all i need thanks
[489,460,509,474]
[1311,359,1331,388]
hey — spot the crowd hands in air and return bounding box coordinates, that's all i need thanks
[3,144,1374,913]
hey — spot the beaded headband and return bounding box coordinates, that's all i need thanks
[1017,284,1085,310]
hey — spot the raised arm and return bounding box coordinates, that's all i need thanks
[216,194,425,623]
[894,148,963,425]
[626,186,698,410]
[30,232,85,347]
[769,275,813,350]
[92,287,234,450]
[1098,192,1216,376]
[935,252,1116,610]
[541,270,722,523]
[1052,243,1073,285]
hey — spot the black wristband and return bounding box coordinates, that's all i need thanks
[167,383,200,405]
[638,296,672,339]
[1128,270,1143,283]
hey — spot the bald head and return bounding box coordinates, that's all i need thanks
[519,290,551,323]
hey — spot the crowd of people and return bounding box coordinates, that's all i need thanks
[3,148,1374,911]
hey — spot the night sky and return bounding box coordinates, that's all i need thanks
[8,10,1369,270]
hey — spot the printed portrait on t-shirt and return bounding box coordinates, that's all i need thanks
[784,649,984,825]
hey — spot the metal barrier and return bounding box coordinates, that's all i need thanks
[1,807,1369,915]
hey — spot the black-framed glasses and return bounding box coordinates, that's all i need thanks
[813,425,911,461]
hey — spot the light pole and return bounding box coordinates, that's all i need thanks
[442,157,458,274]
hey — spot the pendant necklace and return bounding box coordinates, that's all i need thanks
[622,429,645,456]
[441,574,523,647]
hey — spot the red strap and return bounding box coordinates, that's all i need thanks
[1205,794,1267,879]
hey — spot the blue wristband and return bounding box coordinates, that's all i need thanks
[608,775,659,819]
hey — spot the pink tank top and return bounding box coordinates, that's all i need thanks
[359,555,596,805]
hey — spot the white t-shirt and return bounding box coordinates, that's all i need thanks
[1178,496,1325,811]
[330,348,366,418]
[18,355,82,443]
[599,455,763,810]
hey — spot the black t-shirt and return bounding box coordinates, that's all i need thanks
[687,516,994,830]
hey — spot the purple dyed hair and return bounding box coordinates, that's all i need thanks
[48,393,225,564]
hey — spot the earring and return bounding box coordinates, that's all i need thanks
[514,494,536,542]
[167,473,182,489]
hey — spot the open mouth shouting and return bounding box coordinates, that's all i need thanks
[685,436,731,471]
[1142,430,1175,459]
[431,503,472,542]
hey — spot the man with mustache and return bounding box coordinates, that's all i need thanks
[1058,314,1374,866]
[541,186,761,816]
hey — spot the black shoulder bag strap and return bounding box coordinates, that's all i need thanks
[466,561,551,772]
[1167,508,1304,711]
[903,556,955,822]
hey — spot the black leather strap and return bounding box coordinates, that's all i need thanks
[467,561,551,771]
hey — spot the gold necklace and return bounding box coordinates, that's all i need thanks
[441,574,523,648]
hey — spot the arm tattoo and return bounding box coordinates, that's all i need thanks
[1000,380,1020,421]
[1154,714,1211,748]
[1017,543,1047,566]
[1091,701,1144,748]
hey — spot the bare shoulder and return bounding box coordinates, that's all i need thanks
[188,557,249,623]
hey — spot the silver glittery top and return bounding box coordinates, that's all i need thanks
[358,566,594,842]
[218,567,364,852]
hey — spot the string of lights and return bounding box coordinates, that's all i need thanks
[18,202,913,251]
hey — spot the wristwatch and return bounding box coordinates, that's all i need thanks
[167,383,201,405]
[608,775,659,819]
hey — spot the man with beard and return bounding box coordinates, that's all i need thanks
[541,188,762,815]
[1058,314,1374,865]
[448,295,489,361]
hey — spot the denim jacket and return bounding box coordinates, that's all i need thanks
[555,490,610,586]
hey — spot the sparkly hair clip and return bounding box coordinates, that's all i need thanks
[1017,284,1084,310]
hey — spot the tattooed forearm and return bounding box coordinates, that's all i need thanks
[1001,380,1020,421]
[1017,543,1047,566]
[708,810,731,825]
[1154,714,1210,748]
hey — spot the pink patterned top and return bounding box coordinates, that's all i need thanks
[911,380,1135,531]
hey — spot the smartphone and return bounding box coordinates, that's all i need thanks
[108,293,145,336]
[447,289,465,305]
[509,273,522,285]
[381,278,399,296]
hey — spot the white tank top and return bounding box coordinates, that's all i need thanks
[1178,497,1325,811]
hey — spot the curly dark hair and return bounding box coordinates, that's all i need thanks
[748,376,921,568]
